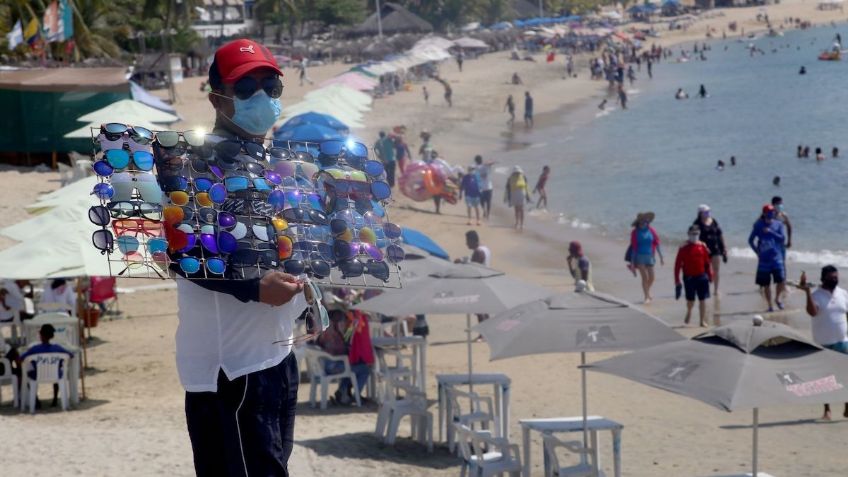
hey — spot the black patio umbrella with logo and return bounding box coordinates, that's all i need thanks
[475,291,684,449]
[584,320,848,476]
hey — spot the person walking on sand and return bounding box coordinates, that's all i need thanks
[675,225,713,327]
[629,212,664,304]
[749,204,787,312]
[533,165,550,210]
[504,94,516,126]
[459,230,492,340]
[694,204,728,295]
[800,266,848,420]
[459,166,482,226]
[475,155,495,220]
[422,86,429,105]
[374,131,396,188]
[617,85,628,110]
[505,166,531,231]
[298,58,313,86]
[567,241,594,291]
[524,91,534,128]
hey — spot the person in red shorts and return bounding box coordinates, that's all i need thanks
[674,225,713,327]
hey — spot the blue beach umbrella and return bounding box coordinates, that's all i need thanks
[279,112,349,133]
[400,227,449,260]
[273,123,344,142]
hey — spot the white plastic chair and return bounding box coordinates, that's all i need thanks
[447,387,496,453]
[0,309,22,343]
[542,434,604,477]
[454,423,521,477]
[21,352,70,413]
[304,346,361,409]
[375,377,433,452]
[374,346,416,402]
[0,357,20,407]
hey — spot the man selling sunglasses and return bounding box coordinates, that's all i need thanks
[171,39,306,477]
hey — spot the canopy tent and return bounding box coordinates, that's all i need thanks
[129,81,178,115]
[400,227,449,260]
[362,62,400,76]
[25,176,98,214]
[279,112,350,134]
[320,72,378,91]
[77,99,179,125]
[273,123,345,142]
[355,2,433,36]
[279,100,365,129]
[413,36,455,51]
[0,67,131,155]
[453,37,489,49]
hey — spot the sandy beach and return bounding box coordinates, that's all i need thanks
[2,2,848,476]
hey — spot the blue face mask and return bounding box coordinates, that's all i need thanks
[230,90,281,135]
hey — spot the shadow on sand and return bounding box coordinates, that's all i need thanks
[296,431,457,469]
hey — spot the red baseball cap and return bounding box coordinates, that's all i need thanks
[762,204,775,214]
[214,39,283,84]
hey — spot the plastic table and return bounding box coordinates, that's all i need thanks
[436,373,511,445]
[520,416,623,477]
[23,314,80,348]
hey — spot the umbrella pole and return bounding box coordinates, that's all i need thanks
[581,351,589,456]
[752,407,759,477]
[466,314,474,392]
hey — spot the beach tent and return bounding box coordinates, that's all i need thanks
[0,67,130,157]
[129,81,178,115]
[355,2,433,36]
[77,99,179,125]
[399,227,449,259]
[413,36,455,51]
[279,112,350,134]
[279,99,366,128]
[320,72,378,91]
[453,37,489,49]
[586,320,848,477]
[273,124,345,142]
[304,85,373,111]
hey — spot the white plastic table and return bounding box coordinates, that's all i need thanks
[23,314,80,348]
[436,373,511,445]
[520,416,623,477]
[372,336,427,391]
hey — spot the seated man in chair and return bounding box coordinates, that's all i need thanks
[20,324,73,408]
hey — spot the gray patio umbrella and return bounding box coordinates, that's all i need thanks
[475,291,684,450]
[354,263,550,379]
[585,319,848,476]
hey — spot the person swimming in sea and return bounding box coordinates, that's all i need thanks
[716,160,725,171]
[698,84,708,98]
[598,99,608,110]
[816,147,825,161]
[833,147,839,158]
[773,176,781,186]
[675,88,689,100]
[730,156,737,166]
[799,66,806,75]
[797,145,803,158]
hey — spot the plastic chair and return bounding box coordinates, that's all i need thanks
[454,423,521,477]
[304,346,361,409]
[375,377,433,452]
[0,309,22,344]
[88,276,119,316]
[374,346,417,403]
[21,352,69,413]
[542,434,604,477]
[0,357,19,407]
[447,387,496,453]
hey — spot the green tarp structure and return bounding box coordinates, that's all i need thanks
[0,67,130,159]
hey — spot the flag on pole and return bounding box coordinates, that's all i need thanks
[43,1,61,42]
[5,20,24,50]
[23,18,40,46]
[62,0,74,40]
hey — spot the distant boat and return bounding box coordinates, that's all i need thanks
[818,50,841,61]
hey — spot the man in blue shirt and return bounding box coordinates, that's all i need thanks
[748,204,787,312]
[20,324,73,408]
[374,131,396,188]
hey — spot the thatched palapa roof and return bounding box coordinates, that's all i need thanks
[355,2,433,35]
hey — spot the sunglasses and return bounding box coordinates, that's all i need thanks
[229,245,279,269]
[215,139,266,162]
[292,240,333,262]
[282,258,331,279]
[91,182,114,200]
[242,161,283,185]
[272,161,320,183]
[111,172,163,203]
[160,175,215,193]
[156,130,206,149]
[89,205,111,226]
[97,133,152,155]
[319,140,368,159]
[103,149,155,171]
[337,258,390,281]
[386,244,405,263]
[222,218,275,243]
[188,155,224,179]
[179,256,226,275]
[92,229,114,254]
[282,207,328,226]
[168,190,214,208]
[223,175,272,192]
[101,123,153,144]
[108,201,163,221]
[112,218,164,238]
[232,75,283,100]
[268,147,294,161]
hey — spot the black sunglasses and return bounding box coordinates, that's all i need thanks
[100,123,153,144]
[282,258,331,279]
[282,207,328,226]
[233,76,283,101]
[215,139,266,162]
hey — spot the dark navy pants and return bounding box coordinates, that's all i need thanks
[185,353,299,477]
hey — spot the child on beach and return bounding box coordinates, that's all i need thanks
[459,166,482,226]
[422,86,429,105]
[533,166,550,210]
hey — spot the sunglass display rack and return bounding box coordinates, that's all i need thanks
[86,124,405,289]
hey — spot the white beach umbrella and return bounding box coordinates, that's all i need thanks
[77,99,179,124]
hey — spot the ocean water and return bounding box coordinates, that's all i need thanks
[510,24,848,265]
